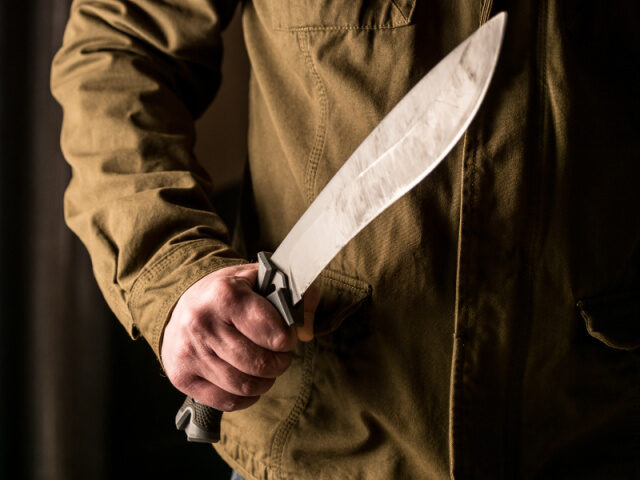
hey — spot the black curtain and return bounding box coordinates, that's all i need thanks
[0,1,244,478]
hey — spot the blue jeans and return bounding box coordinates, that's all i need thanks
[230,472,246,480]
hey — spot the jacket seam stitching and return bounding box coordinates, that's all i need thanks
[321,268,370,296]
[450,128,477,478]
[276,23,412,33]
[270,342,315,479]
[449,131,468,478]
[297,31,328,204]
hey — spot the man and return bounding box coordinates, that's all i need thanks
[52,1,639,478]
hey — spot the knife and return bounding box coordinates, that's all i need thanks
[175,12,506,443]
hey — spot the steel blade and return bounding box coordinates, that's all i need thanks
[272,13,506,304]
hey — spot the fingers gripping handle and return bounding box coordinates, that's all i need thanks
[175,252,303,443]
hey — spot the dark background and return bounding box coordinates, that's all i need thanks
[0,1,249,478]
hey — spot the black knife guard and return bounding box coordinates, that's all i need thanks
[257,252,304,327]
[175,252,302,443]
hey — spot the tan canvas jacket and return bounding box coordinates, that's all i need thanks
[52,0,639,478]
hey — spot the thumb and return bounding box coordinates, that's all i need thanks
[296,283,320,342]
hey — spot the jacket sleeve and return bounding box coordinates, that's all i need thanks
[51,0,243,358]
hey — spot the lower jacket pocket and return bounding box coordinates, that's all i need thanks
[314,268,372,337]
[576,290,640,351]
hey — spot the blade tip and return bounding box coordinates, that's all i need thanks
[490,11,508,33]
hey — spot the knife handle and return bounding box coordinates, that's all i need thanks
[175,396,223,443]
[175,252,303,443]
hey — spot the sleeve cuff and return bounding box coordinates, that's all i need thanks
[127,238,247,360]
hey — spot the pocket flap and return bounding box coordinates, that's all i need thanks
[576,290,640,351]
[272,0,416,31]
[314,268,372,336]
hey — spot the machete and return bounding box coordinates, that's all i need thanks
[176,12,506,443]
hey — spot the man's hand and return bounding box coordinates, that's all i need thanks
[161,263,319,412]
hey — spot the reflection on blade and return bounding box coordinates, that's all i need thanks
[272,13,507,304]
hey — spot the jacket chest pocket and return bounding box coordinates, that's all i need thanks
[270,0,416,31]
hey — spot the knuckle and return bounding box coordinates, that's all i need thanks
[251,354,271,377]
[235,376,272,397]
[171,369,195,393]
[180,307,205,333]
[219,395,246,412]
[213,279,240,307]
[268,329,291,352]
[174,341,195,360]
[237,377,256,397]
